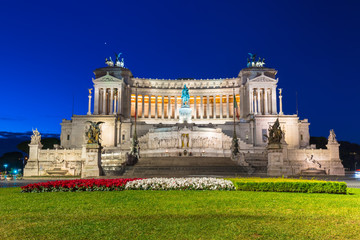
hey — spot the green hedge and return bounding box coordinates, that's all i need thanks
[227,178,347,194]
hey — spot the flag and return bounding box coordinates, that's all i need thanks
[233,95,240,120]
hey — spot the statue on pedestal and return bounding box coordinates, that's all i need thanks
[265,119,283,148]
[328,129,338,143]
[179,84,192,123]
[30,129,41,145]
[85,121,104,144]
[181,84,190,107]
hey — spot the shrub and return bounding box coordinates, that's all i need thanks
[227,178,347,194]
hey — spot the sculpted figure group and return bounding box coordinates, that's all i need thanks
[265,119,283,145]
[139,134,227,150]
[85,121,104,144]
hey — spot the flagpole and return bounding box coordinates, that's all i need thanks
[231,82,240,158]
[233,83,236,135]
[135,82,138,135]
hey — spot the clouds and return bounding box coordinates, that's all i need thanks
[0,131,59,139]
[0,131,60,156]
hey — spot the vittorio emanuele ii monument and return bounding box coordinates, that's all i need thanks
[24,53,345,177]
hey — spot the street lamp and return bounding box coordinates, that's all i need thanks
[3,164,8,174]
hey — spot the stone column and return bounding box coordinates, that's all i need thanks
[94,87,99,115]
[117,121,121,145]
[254,92,257,114]
[127,86,131,119]
[240,86,244,118]
[161,96,165,119]
[148,95,152,119]
[279,89,283,115]
[194,96,197,119]
[250,88,253,114]
[141,95,145,118]
[200,96,203,119]
[213,96,216,119]
[168,96,171,119]
[272,87,277,114]
[87,91,92,115]
[226,95,229,118]
[155,96,158,119]
[102,89,106,115]
[207,96,210,119]
[110,88,114,114]
[113,94,117,115]
[174,96,178,119]
[118,86,122,114]
[257,89,261,115]
[264,88,268,115]
[220,95,223,119]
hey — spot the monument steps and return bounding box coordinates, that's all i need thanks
[244,158,268,173]
[121,157,254,178]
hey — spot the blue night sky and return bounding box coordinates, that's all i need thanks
[0,0,359,143]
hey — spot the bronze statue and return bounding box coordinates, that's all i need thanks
[265,118,283,144]
[85,121,104,144]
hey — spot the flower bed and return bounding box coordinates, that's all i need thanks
[125,177,235,190]
[21,178,141,193]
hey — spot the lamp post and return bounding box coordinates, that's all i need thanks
[4,164,8,174]
[231,82,240,157]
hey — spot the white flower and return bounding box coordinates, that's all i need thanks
[124,177,234,191]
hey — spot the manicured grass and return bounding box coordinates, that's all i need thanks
[1,188,360,239]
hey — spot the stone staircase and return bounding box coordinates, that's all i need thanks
[243,153,268,174]
[121,157,254,178]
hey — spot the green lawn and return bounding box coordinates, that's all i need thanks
[1,188,360,240]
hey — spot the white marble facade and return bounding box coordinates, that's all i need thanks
[24,57,345,177]
[60,64,310,150]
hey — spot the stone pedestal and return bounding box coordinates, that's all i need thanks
[81,143,102,178]
[326,143,345,176]
[179,106,192,123]
[267,144,291,176]
[24,143,42,176]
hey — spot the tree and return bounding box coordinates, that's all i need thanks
[17,138,60,155]
[0,152,24,171]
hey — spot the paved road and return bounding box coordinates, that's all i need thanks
[1,173,360,188]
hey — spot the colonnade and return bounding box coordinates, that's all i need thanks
[249,87,277,115]
[93,87,122,115]
[131,94,240,120]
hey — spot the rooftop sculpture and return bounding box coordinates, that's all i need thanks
[105,52,124,67]
[247,53,265,68]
